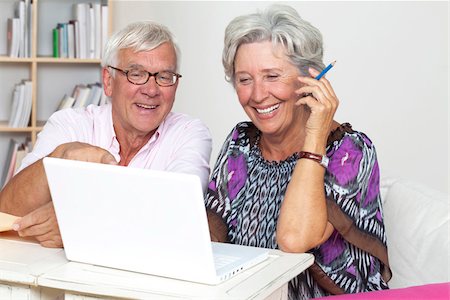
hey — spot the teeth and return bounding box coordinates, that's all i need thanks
[137,103,157,109]
[256,104,280,114]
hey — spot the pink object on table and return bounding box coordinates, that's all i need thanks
[318,282,450,300]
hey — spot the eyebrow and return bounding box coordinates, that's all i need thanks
[235,68,284,74]
[124,63,177,72]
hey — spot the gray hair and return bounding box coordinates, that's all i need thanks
[101,20,180,71]
[223,4,325,83]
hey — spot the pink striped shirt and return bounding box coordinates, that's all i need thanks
[19,104,212,190]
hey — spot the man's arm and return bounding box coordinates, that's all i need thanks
[0,158,61,248]
[0,142,117,215]
[0,158,50,216]
[0,142,117,248]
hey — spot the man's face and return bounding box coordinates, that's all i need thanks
[103,42,179,138]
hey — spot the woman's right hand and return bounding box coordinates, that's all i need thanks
[295,67,339,150]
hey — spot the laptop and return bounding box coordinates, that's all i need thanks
[42,157,269,285]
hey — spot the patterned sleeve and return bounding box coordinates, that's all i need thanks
[205,127,235,219]
[205,123,250,222]
[311,129,391,293]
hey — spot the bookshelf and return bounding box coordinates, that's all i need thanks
[0,0,111,176]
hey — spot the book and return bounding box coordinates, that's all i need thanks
[62,23,69,58]
[1,139,31,188]
[8,86,20,127]
[56,94,75,111]
[101,4,109,57]
[8,80,31,128]
[15,0,25,57]
[85,82,102,106]
[1,140,19,188]
[24,0,31,57]
[14,142,29,174]
[52,27,59,57]
[93,3,101,58]
[69,20,80,58]
[72,84,91,108]
[7,18,20,57]
[19,80,32,128]
[87,4,95,59]
[9,83,25,128]
[57,23,67,58]
[74,3,87,59]
[67,22,75,58]
[99,89,109,106]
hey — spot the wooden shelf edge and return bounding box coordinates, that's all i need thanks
[0,57,33,63]
[0,56,102,64]
[0,122,44,132]
[35,57,102,64]
[0,127,35,133]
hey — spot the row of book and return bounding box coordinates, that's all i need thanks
[8,80,32,128]
[1,139,31,188]
[52,3,108,59]
[7,0,32,58]
[6,81,106,130]
[56,82,108,111]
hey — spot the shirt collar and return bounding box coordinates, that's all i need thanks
[108,107,169,151]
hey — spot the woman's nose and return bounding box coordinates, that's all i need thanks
[251,80,268,103]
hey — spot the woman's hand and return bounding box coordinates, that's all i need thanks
[295,68,339,148]
[206,209,228,242]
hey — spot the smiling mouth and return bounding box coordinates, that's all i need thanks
[256,104,280,114]
[136,103,157,109]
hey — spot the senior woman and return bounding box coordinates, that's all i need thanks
[205,4,391,299]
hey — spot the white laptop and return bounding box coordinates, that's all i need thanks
[43,157,269,285]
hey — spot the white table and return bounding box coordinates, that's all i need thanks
[0,234,314,299]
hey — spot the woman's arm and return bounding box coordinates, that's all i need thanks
[277,68,339,253]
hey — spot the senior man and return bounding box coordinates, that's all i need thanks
[0,21,212,248]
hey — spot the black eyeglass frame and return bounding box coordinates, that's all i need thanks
[108,65,182,87]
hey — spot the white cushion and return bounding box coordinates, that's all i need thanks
[382,178,449,288]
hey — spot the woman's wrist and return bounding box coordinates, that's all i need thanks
[301,138,327,154]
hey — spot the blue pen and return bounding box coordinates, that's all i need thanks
[315,60,336,80]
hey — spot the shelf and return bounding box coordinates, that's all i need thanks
[0,57,34,63]
[0,0,111,173]
[0,121,44,131]
[0,57,102,64]
[36,58,102,64]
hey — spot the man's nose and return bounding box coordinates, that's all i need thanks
[141,76,160,97]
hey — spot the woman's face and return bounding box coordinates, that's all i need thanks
[234,41,302,137]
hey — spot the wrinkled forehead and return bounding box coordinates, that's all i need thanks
[116,43,178,70]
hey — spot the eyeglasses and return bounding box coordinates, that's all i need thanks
[108,66,182,87]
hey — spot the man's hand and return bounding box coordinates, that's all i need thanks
[13,202,63,248]
[50,142,117,164]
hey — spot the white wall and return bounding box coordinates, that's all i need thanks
[112,1,449,193]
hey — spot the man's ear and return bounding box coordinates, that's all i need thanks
[102,67,113,97]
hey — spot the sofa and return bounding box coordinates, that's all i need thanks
[321,177,450,300]
[380,177,449,289]
[322,177,450,299]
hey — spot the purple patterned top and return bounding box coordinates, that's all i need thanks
[206,122,391,299]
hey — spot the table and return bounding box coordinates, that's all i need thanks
[0,233,314,299]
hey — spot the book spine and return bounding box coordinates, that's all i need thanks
[52,28,59,57]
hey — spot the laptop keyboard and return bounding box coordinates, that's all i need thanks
[213,253,240,269]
